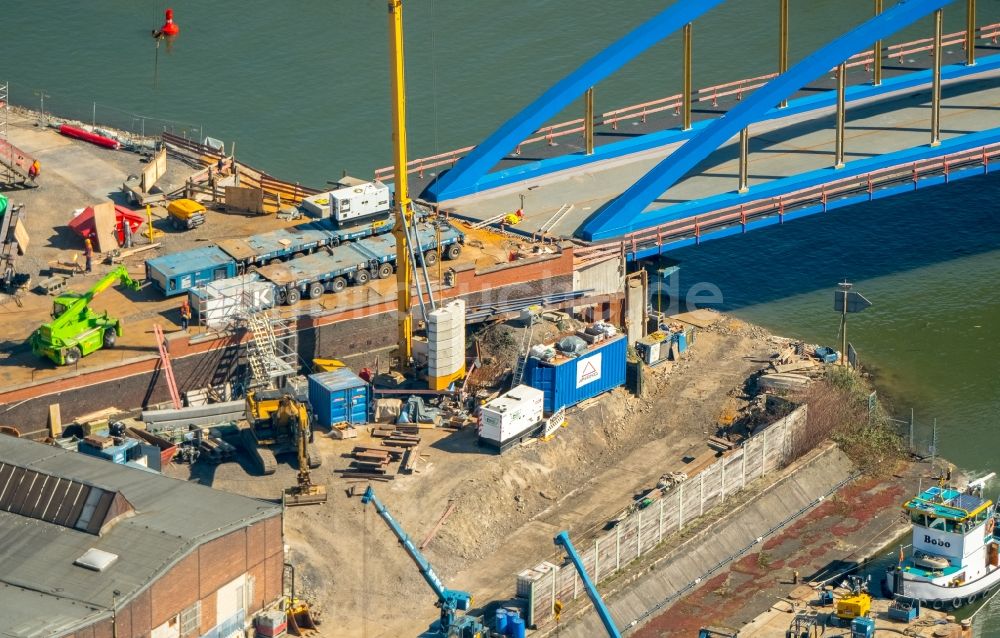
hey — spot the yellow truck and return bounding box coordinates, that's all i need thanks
[167,198,207,230]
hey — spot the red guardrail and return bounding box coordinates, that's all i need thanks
[573,141,1000,265]
[376,25,1000,184]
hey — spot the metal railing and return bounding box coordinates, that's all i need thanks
[373,24,1000,184]
[573,139,1000,264]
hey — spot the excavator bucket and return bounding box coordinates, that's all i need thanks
[284,484,328,507]
[286,601,319,635]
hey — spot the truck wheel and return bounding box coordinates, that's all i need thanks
[292,252,305,260]
[103,330,117,348]
[378,263,394,279]
[308,282,325,300]
[63,347,81,366]
[354,269,370,285]
[331,277,347,293]
[423,250,438,266]
[268,258,281,266]
[445,243,462,260]
[285,287,302,305]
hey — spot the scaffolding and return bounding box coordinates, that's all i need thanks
[0,83,11,185]
[239,294,297,390]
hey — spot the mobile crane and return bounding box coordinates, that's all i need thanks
[29,265,141,365]
[361,486,490,637]
[554,531,622,638]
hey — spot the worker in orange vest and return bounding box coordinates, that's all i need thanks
[28,159,40,181]
[83,238,93,273]
[179,300,192,332]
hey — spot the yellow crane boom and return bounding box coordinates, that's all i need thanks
[388,0,413,367]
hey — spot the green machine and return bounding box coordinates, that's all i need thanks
[30,265,141,365]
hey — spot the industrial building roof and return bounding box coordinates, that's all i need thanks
[0,436,281,638]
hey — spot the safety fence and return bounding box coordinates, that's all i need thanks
[573,139,1000,265]
[516,405,807,628]
[0,137,34,180]
[373,24,1000,185]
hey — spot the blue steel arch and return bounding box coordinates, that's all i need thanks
[422,0,729,203]
[580,0,957,241]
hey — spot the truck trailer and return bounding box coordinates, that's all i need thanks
[255,220,465,305]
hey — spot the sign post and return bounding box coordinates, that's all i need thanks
[834,280,872,367]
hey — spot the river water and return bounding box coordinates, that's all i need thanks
[3,0,999,630]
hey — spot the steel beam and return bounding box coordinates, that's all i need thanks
[967,0,976,66]
[836,63,847,168]
[779,0,789,108]
[932,8,943,147]
[585,87,595,155]
[683,23,693,130]
[874,0,884,85]
[738,128,750,192]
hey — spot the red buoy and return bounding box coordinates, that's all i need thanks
[160,8,179,36]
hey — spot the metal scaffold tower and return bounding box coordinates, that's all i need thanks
[239,296,297,390]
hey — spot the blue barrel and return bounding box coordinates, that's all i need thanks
[495,609,508,634]
[509,616,525,638]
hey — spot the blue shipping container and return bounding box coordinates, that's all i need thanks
[523,334,627,415]
[308,368,369,427]
[145,246,238,296]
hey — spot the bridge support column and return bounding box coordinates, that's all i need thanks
[683,22,693,130]
[835,63,846,169]
[932,9,943,147]
[738,127,750,193]
[967,0,976,66]
[874,0,884,85]
[779,0,789,108]
[585,87,595,155]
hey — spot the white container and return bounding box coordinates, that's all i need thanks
[479,385,544,450]
[301,192,332,218]
[189,274,276,329]
[328,180,390,223]
[428,299,465,378]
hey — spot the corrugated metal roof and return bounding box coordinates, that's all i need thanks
[0,436,281,637]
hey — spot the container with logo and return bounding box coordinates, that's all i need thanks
[524,333,626,414]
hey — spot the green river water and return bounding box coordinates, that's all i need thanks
[2,0,999,631]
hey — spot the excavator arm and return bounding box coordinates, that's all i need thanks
[47,265,140,332]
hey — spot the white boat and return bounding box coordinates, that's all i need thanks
[886,473,1000,611]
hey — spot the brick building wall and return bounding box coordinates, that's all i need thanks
[72,513,283,638]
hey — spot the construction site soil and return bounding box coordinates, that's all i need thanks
[164,315,774,637]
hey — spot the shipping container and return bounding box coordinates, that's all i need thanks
[145,246,238,297]
[478,385,544,452]
[524,334,627,414]
[308,368,369,427]
[188,273,276,329]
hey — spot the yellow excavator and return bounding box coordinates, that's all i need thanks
[241,390,321,476]
[284,406,327,506]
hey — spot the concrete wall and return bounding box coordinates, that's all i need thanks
[69,514,283,638]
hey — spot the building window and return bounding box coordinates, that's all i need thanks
[179,601,201,637]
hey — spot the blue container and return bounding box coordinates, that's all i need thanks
[494,609,508,634]
[523,334,627,415]
[308,368,369,427]
[145,246,237,297]
[509,616,525,638]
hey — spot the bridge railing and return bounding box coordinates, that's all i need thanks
[374,25,1000,185]
[573,140,1000,264]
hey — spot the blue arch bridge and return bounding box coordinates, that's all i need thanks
[378,0,1000,262]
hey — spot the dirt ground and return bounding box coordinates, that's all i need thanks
[163,314,775,637]
[0,115,516,388]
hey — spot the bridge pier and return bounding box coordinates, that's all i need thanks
[967,0,977,67]
[779,0,789,108]
[874,0,884,86]
[738,128,750,193]
[932,9,943,147]
[835,64,847,169]
[683,23,693,131]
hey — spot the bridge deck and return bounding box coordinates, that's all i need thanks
[437,61,1000,243]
